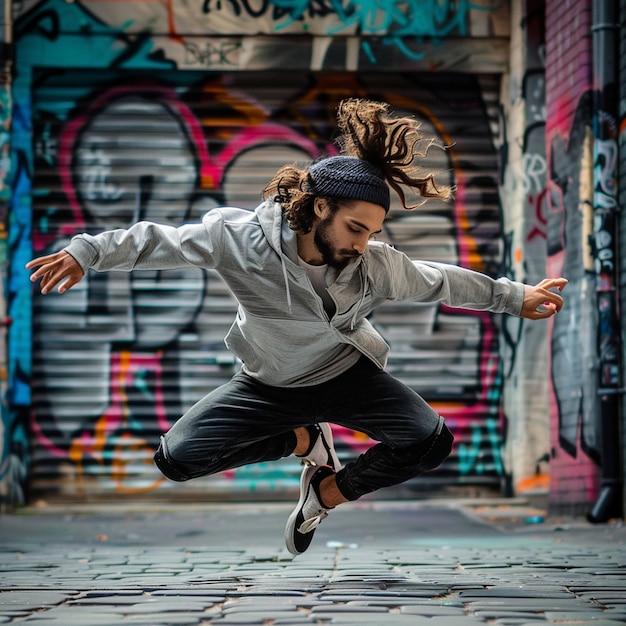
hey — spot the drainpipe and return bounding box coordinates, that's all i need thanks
[587,0,623,523]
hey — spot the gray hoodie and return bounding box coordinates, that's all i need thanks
[64,200,525,387]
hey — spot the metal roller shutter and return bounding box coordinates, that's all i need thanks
[29,70,504,500]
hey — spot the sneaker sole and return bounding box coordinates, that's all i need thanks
[285,466,317,555]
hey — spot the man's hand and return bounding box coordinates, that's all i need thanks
[520,277,568,320]
[26,251,85,295]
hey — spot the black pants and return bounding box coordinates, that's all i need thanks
[154,356,453,501]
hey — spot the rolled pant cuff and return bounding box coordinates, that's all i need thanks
[334,469,361,502]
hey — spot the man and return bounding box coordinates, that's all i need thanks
[27,99,566,555]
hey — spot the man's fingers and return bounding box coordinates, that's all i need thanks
[537,277,568,291]
[530,303,557,320]
[25,251,83,295]
[537,287,564,311]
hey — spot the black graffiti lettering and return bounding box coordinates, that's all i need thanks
[17,8,61,41]
[238,0,271,18]
[203,0,339,21]
[203,0,243,16]
[203,0,270,17]
[307,0,342,19]
[185,41,242,67]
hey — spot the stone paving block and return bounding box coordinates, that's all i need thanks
[226,588,308,597]
[580,569,626,577]
[259,571,330,581]
[568,585,626,592]
[128,609,222,621]
[120,613,213,624]
[544,622,626,626]
[396,604,468,616]
[123,600,216,613]
[346,599,462,610]
[17,609,126,625]
[101,616,207,626]
[0,590,75,610]
[458,587,576,598]
[80,558,129,566]
[473,610,552,621]
[0,611,30,620]
[601,610,626,622]
[325,618,413,625]
[576,594,626,604]
[222,598,300,615]
[221,609,308,620]
[79,590,152,598]
[310,604,391,615]
[544,611,620,621]
[465,599,595,611]
[211,614,311,624]
[148,591,228,601]
[490,618,557,625]
[70,594,148,605]
[328,616,484,625]
[144,567,194,573]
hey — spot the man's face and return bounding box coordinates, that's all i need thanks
[313,200,386,269]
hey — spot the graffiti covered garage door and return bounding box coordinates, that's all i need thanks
[29,70,505,500]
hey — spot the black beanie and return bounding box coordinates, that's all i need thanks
[309,156,390,211]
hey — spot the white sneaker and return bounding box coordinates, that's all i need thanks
[285,464,334,555]
[297,423,341,470]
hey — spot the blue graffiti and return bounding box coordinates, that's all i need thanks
[204,0,498,60]
[458,418,504,476]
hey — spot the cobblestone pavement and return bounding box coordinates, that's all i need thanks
[1,499,625,625]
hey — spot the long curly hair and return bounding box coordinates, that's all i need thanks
[263,99,452,233]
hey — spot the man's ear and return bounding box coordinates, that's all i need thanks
[314,198,326,218]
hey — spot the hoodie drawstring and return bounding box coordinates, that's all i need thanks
[350,260,368,330]
[281,256,293,314]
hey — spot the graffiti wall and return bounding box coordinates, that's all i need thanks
[545,0,602,514]
[620,0,626,504]
[498,0,554,496]
[15,0,510,73]
[6,0,514,501]
[0,0,20,507]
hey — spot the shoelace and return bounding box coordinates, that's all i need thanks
[297,510,328,534]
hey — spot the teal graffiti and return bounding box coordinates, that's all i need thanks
[270,0,499,37]
[206,0,499,60]
[458,418,503,476]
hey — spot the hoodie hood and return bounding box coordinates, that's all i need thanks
[255,199,366,318]
[256,200,297,313]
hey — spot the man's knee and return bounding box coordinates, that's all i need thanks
[154,437,191,482]
[395,418,454,472]
[417,421,454,471]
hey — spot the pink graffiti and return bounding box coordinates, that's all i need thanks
[46,82,323,253]
[34,84,326,475]
[431,308,500,427]
[52,84,213,248]
[527,187,549,241]
[32,351,170,460]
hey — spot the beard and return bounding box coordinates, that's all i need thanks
[314,214,360,269]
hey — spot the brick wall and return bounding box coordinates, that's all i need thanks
[545,0,600,515]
